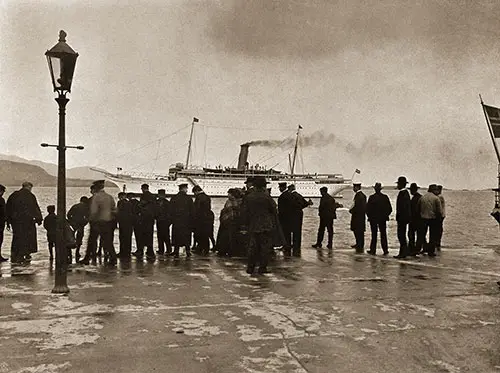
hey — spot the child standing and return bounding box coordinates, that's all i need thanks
[43,205,57,260]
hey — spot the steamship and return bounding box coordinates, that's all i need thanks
[93,121,353,198]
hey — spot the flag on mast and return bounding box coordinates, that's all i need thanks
[193,117,199,122]
[355,168,361,174]
[483,105,500,137]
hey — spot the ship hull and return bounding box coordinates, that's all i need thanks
[104,174,350,198]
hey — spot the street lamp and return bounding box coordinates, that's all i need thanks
[45,30,79,294]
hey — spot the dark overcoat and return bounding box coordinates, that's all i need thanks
[170,192,194,246]
[6,188,43,256]
[349,191,367,231]
[193,192,213,235]
[366,192,392,222]
[319,194,337,220]
[396,189,411,223]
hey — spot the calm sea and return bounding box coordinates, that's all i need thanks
[1,187,498,259]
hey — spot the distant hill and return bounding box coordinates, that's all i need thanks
[0,160,101,187]
[0,153,105,180]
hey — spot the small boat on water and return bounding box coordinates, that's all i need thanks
[93,120,355,198]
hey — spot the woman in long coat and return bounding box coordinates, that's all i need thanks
[216,188,244,257]
[6,182,43,263]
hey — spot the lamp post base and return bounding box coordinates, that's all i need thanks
[51,284,70,294]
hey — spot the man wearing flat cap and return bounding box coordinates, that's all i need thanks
[312,187,337,249]
[366,183,392,255]
[349,182,366,253]
[394,176,411,259]
[169,183,194,258]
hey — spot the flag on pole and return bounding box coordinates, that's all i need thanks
[193,117,199,122]
[298,125,303,129]
[484,105,500,137]
[355,168,361,174]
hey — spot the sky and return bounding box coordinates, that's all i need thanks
[2,0,500,189]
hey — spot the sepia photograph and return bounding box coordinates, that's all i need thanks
[1,1,500,372]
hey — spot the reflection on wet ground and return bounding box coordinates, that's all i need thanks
[1,246,500,372]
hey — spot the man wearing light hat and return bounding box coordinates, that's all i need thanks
[366,182,392,255]
[349,182,366,252]
[394,176,411,259]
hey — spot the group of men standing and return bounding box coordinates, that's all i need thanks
[77,181,215,266]
[349,176,446,258]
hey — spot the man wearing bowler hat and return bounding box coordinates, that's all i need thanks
[349,182,366,253]
[366,182,392,255]
[394,176,411,259]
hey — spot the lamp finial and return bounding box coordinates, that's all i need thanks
[58,30,67,42]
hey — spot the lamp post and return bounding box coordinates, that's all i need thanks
[45,30,79,294]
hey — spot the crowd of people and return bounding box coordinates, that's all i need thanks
[0,175,446,274]
[349,176,446,259]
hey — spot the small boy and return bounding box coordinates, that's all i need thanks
[43,205,57,260]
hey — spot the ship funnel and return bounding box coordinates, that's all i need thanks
[237,144,250,170]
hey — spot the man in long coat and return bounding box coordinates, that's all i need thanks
[408,183,426,255]
[170,183,194,258]
[349,182,367,253]
[394,176,411,259]
[288,184,313,257]
[192,185,213,256]
[134,185,156,260]
[0,184,7,262]
[241,176,277,274]
[6,182,43,263]
[366,183,392,255]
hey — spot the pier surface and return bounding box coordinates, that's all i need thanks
[1,247,500,373]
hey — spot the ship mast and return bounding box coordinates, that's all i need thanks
[291,125,302,175]
[185,117,198,169]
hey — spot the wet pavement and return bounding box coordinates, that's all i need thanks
[1,247,500,373]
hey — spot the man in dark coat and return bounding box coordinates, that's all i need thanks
[241,176,277,274]
[170,183,194,258]
[0,184,7,262]
[408,183,426,255]
[67,196,89,262]
[312,187,338,249]
[6,182,43,263]
[394,176,411,259]
[127,194,141,254]
[80,183,99,265]
[155,189,172,256]
[117,192,134,260]
[366,183,392,255]
[349,182,367,253]
[288,184,313,257]
[134,184,157,260]
[192,185,213,256]
[277,182,293,256]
